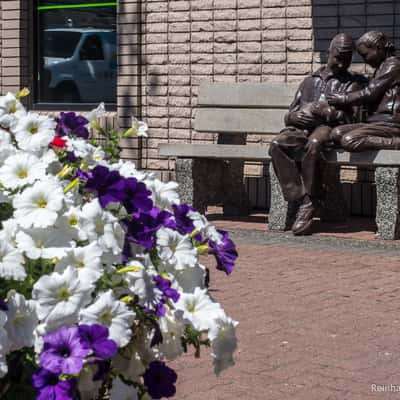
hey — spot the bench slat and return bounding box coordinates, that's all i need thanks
[325,149,400,166]
[160,144,400,166]
[198,82,298,108]
[194,108,286,134]
[159,144,268,160]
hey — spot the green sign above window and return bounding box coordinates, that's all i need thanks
[37,2,118,11]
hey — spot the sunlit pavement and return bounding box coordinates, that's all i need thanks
[172,210,400,399]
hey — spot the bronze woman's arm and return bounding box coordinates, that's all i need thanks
[328,59,400,107]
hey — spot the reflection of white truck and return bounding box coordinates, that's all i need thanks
[43,28,117,103]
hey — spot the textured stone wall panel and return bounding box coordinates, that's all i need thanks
[141,0,316,174]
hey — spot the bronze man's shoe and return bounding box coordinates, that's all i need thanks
[292,201,315,236]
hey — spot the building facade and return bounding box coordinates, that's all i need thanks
[0,0,399,211]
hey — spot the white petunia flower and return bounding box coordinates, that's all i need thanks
[55,206,85,241]
[79,290,136,347]
[32,266,94,330]
[91,146,106,163]
[41,148,62,175]
[187,210,223,244]
[0,218,18,246]
[0,92,26,129]
[0,240,26,281]
[109,377,139,400]
[117,160,148,181]
[86,102,106,122]
[55,242,103,283]
[12,112,56,153]
[144,178,180,209]
[158,309,185,361]
[0,152,47,190]
[0,128,16,164]
[156,228,198,271]
[0,189,11,203]
[124,262,163,312]
[175,287,225,331]
[16,227,71,260]
[128,117,148,138]
[172,263,206,293]
[80,199,124,255]
[13,179,64,228]
[0,311,9,378]
[208,315,238,376]
[64,136,93,159]
[4,291,38,351]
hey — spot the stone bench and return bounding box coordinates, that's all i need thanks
[159,82,400,240]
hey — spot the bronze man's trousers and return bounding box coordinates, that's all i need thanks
[269,125,331,202]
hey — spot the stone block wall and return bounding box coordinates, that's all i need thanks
[140,0,317,178]
[1,1,26,95]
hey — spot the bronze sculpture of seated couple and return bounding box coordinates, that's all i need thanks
[269,30,400,236]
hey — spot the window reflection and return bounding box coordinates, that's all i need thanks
[37,1,117,104]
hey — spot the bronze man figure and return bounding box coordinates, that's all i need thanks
[269,33,361,235]
[328,31,400,151]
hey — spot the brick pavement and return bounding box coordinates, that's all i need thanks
[171,214,400,400]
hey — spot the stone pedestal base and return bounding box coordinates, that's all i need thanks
[268,163,291,231]
[175,158,250,215]
[319,164,347,222]
[375,167,400,240]
[222,160,251,216]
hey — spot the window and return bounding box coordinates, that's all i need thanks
[35,1,117,106]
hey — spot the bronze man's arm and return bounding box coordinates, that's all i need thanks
[284,80,314,128]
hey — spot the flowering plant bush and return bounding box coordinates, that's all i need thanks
[0,90,238,399]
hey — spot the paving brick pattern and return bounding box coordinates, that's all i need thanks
[172,231,400,399]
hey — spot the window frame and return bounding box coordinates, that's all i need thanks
[32,1,117,111]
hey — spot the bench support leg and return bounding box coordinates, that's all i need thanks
[268,163,292,231]
[175,158,209,214]
[319,164,347,222]
[175,158,223,214]
[375,167,400,240]
[222,160,251,216]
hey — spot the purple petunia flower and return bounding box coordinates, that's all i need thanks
[66,151,78,163]
[85,165,126,208]
[172,204,203,241]
[151,300,167,317]
[143,361,177,399]
[32,368,77,400]
[123,207,174,250]
[122,237,133,264]
[78,324,117,360]
[40,326,91,375]
[145,275,180,317]
[122,177,153,214]
[172,204,195,234]
[172,204,195,233]
[153,275,180,303]
[56,111,89,139]
[75,168,93,182]
[208,230,238,275]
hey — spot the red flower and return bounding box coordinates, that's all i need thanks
[50,136,67,148]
